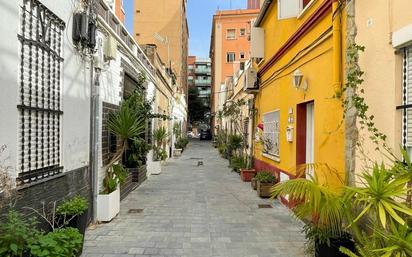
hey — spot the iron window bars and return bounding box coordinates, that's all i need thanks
[17,0,65,185]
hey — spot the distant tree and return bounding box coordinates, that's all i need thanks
[188,87,210,124]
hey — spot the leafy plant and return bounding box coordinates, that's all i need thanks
[271,170,346,247]
[56,196,88,217]
[175,137,189,149]
[102,164,127,194]
[28,228,83,257]
[255,171,276,183]
[230,155,248,173]
[0,211,39,257]
[126,137,151,168]
[105,101,146,194]
[153,127,168,161]
[227,134,243,158]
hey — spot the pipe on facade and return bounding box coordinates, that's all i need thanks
[254,0,272,27]
[332,0,342,93]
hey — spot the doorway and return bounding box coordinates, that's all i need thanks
[296,101,315,177]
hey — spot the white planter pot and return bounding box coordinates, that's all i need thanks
[173,148,183,157]
[150,161,162,175]
[96,187,120,222]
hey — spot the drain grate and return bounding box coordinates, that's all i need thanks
[128,208,144,214]
[258,204,273,208]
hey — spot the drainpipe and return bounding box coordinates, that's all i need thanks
[332,0,342,94]
[89,0,100,223]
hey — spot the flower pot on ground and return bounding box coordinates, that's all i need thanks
[97,187,120,222]
[173,148,183,157]
[251,177,257,190]
[240,168,256,182]
[255,171,277,198]
[229,155,248,173]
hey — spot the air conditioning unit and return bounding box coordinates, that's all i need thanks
[243,66,259,92]
[104,35,117,61]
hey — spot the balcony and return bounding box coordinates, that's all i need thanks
[195,67,211,75]
[195,79,211,86]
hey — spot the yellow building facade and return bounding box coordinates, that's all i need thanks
[252,0,346,191]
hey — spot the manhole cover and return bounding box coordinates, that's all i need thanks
[128,208,144,213]
[258,204,272,208]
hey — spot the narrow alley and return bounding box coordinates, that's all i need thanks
[82,141,305,257]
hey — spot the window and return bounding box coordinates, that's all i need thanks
[240,28,246,36]
[226,29,236,40]
[262,111,280,158]
[401,46,412,153]
[240,52,245,59]
[240,62,245,71]
[17,0,65,185]
[227,52,235,63]
[278,0,314,19]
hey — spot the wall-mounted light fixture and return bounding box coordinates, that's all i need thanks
[292,69,308,91]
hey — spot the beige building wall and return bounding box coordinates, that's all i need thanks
[354,0,412,170]
[133,0,188,98]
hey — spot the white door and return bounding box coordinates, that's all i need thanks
[306,102,315,177]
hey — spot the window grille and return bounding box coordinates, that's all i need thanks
[263,111,280,157]
[17,0,65,185]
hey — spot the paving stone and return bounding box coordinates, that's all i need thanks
[82,141,305,256]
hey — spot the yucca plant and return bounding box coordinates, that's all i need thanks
[153,127,168,161]
[104,103,146,194]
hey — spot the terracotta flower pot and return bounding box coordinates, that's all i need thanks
[240,168,256,182]
[251,177,257,190]
[257,181,275,198]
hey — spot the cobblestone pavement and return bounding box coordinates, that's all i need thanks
[83,141,305,257]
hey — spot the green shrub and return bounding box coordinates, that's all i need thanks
[29,228,83,257]
[255,171,276,183]
[175,137,189,149]
[230,155,248,173]
[56,196,88,216]
[0,211,39,257]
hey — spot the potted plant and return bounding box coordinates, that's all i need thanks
[271,167,352,257]
[151,127,168,175]
[125,137,151,183]
[251,177,257,190]
[56,196,88,236]
[98,103,146,222]
[256,171,277,198]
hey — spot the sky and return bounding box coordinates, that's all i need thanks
[124,0,247,58]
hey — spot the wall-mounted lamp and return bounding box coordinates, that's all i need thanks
[292,69,308,91]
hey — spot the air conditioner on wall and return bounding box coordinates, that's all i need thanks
[243,66,259,92]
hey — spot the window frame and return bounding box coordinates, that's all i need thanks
[226,52,236,63]
[240,52,245,59]
[226,28,236,40]
[240,28,246,37]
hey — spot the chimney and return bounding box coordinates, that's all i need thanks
[247,0,260,9]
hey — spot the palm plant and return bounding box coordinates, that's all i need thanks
[153,127,168,161]
[271,167,347,246]
[104,103,146,193]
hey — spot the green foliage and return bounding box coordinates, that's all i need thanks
[188,86,210,123]
[56,196,88,216]
[107,104,146,145]
[346,163,412,228]
[103,164,128,194]
[173,122,182,138]
[154,147,168,161]
[175,137,189,149]
[227,134,244,158]
[0,211,39,257]
[272,171,346,246]
[153,127,168,147]
[29,228,83,257]
[229,155,248,173]
[255,171,276,183]
[126,137,151,168]
[221,99,247,134]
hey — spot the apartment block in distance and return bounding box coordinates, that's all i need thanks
[133,0,189,98]
[209,6,260,135]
